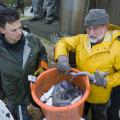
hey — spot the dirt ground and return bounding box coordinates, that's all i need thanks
[28,104,43,120]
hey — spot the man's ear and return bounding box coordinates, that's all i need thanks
[0,27,4,34]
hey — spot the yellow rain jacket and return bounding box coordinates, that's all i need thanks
[55,25,120,103]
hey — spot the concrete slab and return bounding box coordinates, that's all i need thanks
[22,18,59,41]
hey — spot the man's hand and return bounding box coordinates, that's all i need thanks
[70,70,108,87]
[57,56,70,75]
[87,70,108,88]
[34,60,48,76]
[93,70,108,87]
[28,60,48,82]
[28,67,45,83]
[34,67,45,76]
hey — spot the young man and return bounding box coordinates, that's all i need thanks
[0,7,48,119]
[55,9,120,120]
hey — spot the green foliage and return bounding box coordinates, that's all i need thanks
[4,0,31,6]
[5,0,15,5]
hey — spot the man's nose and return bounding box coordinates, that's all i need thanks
[89,28,95,35]
[16,29,22,34]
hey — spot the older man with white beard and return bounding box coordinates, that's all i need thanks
[55,9,120,120]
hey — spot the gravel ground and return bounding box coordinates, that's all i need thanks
[27,104,44,120]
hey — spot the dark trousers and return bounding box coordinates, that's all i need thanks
[7,101,31,120]
[0,79,5,100]
[83,101,109,120]
[107,86,120,120]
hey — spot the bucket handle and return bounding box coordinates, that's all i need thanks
[70,71,89,82]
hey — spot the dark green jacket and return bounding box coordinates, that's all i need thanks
[0,31,47,106]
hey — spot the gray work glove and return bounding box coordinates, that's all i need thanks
[57,56,70,74]
[91,70,108,88]
[70,70,108,88]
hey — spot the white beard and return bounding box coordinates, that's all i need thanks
[89,37,101,44]
[89,30,106,44]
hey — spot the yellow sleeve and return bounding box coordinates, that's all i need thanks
[54,35,81,60]
[106,40,120,88]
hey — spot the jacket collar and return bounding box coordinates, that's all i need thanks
[85,30,120,55]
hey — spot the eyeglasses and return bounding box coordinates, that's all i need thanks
[85,25,104,32]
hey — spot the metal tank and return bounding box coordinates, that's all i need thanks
[59,0,90,35]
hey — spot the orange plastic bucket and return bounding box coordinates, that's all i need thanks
[30,67,90,120]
